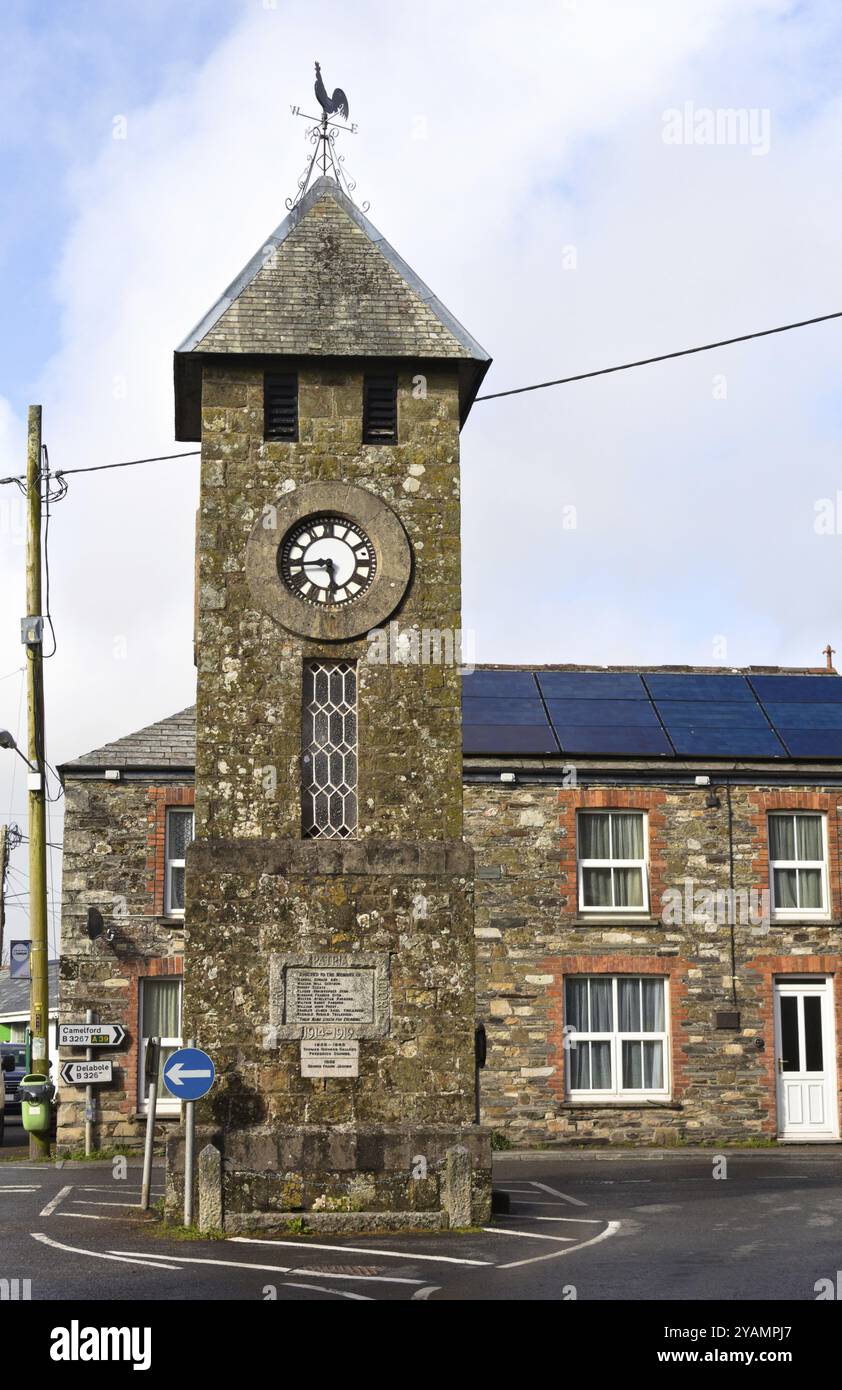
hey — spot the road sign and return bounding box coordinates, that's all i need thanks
[60,1059,113,1087]
[163,1047,215,1100]
[9,940,30,980]
[58,1023,126,1049]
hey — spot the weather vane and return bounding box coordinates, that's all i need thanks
[286,61,367,211]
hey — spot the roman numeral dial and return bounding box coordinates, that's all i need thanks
[278,514,377,609]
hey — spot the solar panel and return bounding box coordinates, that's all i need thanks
[656,699,769,730]
[535,672,647,701]
[643,673,755,702]
[750,675,842,703]
[462,725,560,756]
[462,697,550,727]
[551,726,674,756]
[667,728,786,758]
[763,702,842,730]
[461,670,538,698]
[546,698,662,729]
[777,730,842,758]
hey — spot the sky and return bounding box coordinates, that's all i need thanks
[1,0,842,956]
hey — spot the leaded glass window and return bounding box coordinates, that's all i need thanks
[165,809,194,916]
[302,660,358,839]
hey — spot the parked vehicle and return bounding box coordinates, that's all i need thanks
[1,1043,28,1119]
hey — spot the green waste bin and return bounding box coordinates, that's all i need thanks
[20,1074,54,1134]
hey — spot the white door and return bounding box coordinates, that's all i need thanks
[773,978,838,1140]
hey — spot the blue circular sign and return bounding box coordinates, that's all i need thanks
[162,1047,215,1101]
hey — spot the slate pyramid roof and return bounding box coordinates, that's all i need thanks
[174,176,490,437]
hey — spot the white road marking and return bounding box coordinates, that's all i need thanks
[0,1186,41,1192]
[412,1286,441,1300]
[31,1232,181,1271]
[497,1220,622,1269]
[109,1251,426,1287]
[62,1214,108,1221]
[39,1185,72,1217]
[507,1198,584,1207]
[497,1213,602,1225]
[483,1227,575,1243]
[281,1281,371,1301]
[531,1181,587,1207]
[229,1236,493,1267]
[72,1200,142,1207]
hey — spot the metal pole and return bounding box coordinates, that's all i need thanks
[0,824,8,965]
[140,1039,160,1212]
[26,405,50,1160]
[183,1036,195,1227]
[84,1008,96,1157]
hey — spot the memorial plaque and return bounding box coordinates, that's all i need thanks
[300,1040,360,1078]
[269,951,390,1040]
[287,967,374,1025]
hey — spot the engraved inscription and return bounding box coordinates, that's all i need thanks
[300,1039,360,1078]
[286,968,376,1025]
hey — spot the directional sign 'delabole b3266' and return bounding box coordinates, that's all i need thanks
[58,1024,126,1048]
[60,1060,113,1087]
[162,1047,215,1101]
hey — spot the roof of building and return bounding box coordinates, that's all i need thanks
[0,960,59,1017]
[174,176,491,439]
[58,666,842,772]
[60,706,197,772]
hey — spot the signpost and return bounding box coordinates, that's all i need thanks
[58,1023,126,1048]
[59,1059,113,1086]
[140,1039,161,1212]
[163,1045,215,1227]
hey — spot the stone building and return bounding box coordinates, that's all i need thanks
[60,666,842,1153]
[56,174,842,1194]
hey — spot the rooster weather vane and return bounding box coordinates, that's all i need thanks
[286,61,367,211]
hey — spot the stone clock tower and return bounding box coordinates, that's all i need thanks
[170,174,492,1230]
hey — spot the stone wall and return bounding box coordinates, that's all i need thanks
[467,778,842,1146]
[57,779,188,1152]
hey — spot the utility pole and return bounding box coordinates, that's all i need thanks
[25,404,50,1159]
[0,823,8,964]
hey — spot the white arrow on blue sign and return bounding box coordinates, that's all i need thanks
[162,1047,215,1101]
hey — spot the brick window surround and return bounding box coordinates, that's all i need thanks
[540,953,690,1103]
[748,792,842,921]
[746,954,842,1137]
[558,789,668,919]
[123,956,183,1116]
[146,787,195,917]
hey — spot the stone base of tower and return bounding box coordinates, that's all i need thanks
[165,1123,492,1232]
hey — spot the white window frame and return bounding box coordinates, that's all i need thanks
[565,975,671,1102]
[164,808,194,918]
[769,811,829,921]
[137,977,183,1116]
[577,810,649,914]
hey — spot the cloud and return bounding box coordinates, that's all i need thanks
[2,0,842,946]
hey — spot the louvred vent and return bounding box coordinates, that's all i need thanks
[363,376,398,444]
[264,372,299,441]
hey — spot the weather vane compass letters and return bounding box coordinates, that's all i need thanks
[287,61,367,211]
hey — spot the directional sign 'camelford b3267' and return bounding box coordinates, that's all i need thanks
[58,1023,126,1048]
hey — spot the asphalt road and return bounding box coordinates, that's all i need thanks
[2,1134,841,1302]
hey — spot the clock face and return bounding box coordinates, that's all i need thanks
[278,513,377,608]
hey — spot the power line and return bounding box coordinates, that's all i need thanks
[0,449,200,488]
[476,309,842,401]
